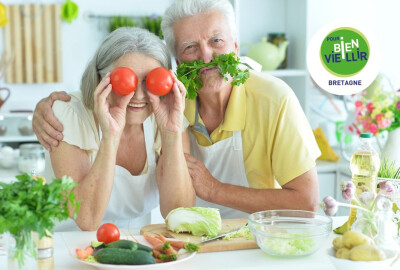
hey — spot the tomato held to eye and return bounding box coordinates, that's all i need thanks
[146,67,174,96]
[96,223,120,244]
[110,67,138,95]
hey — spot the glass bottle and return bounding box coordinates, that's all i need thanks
[374,197,400,253]
[348,132,380,235]
[18,143,45,174]
[31,171,54,270]
[18,115,34,136]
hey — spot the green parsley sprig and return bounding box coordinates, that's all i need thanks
[176,52,249,99]
[0,174,80,267]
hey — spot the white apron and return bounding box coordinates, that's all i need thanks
[53,116,159,231]
[190,104,249,219]
[103,116,159,229]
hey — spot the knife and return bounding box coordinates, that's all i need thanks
[200,224,247,244]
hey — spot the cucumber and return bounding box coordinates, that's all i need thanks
[105,239,138,250]
[95,248,156,265]
[91,241,105,249]
[136,242,153,253]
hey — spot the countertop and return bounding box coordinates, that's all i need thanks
[30,217,400,269]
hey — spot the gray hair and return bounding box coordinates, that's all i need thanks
[81,27,171,110]
[161,0,237,58]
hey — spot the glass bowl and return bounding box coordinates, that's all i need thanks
[248,210,332,257]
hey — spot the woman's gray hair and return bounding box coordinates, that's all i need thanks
[161,0,236,58]
[81,27,171,110]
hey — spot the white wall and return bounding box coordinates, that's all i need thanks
[0,0,172,112]
[0,0,399,113]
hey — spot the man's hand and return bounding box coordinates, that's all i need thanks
[32,91,71,150]
[184,153,221,201]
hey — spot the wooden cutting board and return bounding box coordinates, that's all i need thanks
[140,218,258,253]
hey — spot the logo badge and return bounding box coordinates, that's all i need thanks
[307,22,380,95]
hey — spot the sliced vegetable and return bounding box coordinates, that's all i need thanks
[261,233,316,256]
[165,207,222,237]
[76,248,89,260]
[222,225,253,240]
[76,245,94,260]
[91,240,105,249]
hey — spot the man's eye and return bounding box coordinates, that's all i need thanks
[213,38,222,42]
[183,44,196,55]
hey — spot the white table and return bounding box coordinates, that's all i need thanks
[50,216,400,270]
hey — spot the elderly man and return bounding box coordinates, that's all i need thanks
[33,0,320,218]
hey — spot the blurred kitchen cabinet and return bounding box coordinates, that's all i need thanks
[0,113,37,143]
[232,0,310,117]
[318,172,337,202]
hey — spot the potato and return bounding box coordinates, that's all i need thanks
[332,236,344,250]
[336,247,351,259]
[349,244,386,261]
[342,231,373,249]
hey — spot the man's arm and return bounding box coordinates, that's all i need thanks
[32,91,71,150]
[185,152,319,213]
[212,168,319,213]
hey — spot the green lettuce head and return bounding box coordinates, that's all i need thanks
[165,207,222,237]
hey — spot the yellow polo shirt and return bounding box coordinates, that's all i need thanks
[185,70,321,189]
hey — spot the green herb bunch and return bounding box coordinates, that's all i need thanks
[108,16,137,33]
[176,52,250,99]
[141,15,163,39]
[378,158,400,179]
[0,174,80,267]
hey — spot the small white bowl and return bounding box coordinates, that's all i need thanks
[327,247,398,270]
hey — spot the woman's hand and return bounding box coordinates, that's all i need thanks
[148,71,186,134]
[93,73,134,141]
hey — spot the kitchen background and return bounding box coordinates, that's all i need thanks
[0,0,399,216]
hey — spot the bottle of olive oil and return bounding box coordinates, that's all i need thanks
[348,132,380,231]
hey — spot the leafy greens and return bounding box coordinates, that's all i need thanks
[176,52,250,99]
[0,174,80,267]
[166,207,222,237]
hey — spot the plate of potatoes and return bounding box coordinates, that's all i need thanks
[327,231,398,270]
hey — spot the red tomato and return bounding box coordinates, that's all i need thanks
[146,67,174,96]
[110,67,138,95]
[96,223,120,244]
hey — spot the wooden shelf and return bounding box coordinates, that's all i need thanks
[0,135,37,143]
[0,112,37,143]
[262,69,308,77]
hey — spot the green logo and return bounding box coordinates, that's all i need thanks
[320,27,369,77]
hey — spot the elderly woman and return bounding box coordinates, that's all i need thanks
[43,27,195,231]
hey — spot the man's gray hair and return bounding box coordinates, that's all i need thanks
[81,27,171,110]
[161,0,236,58]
